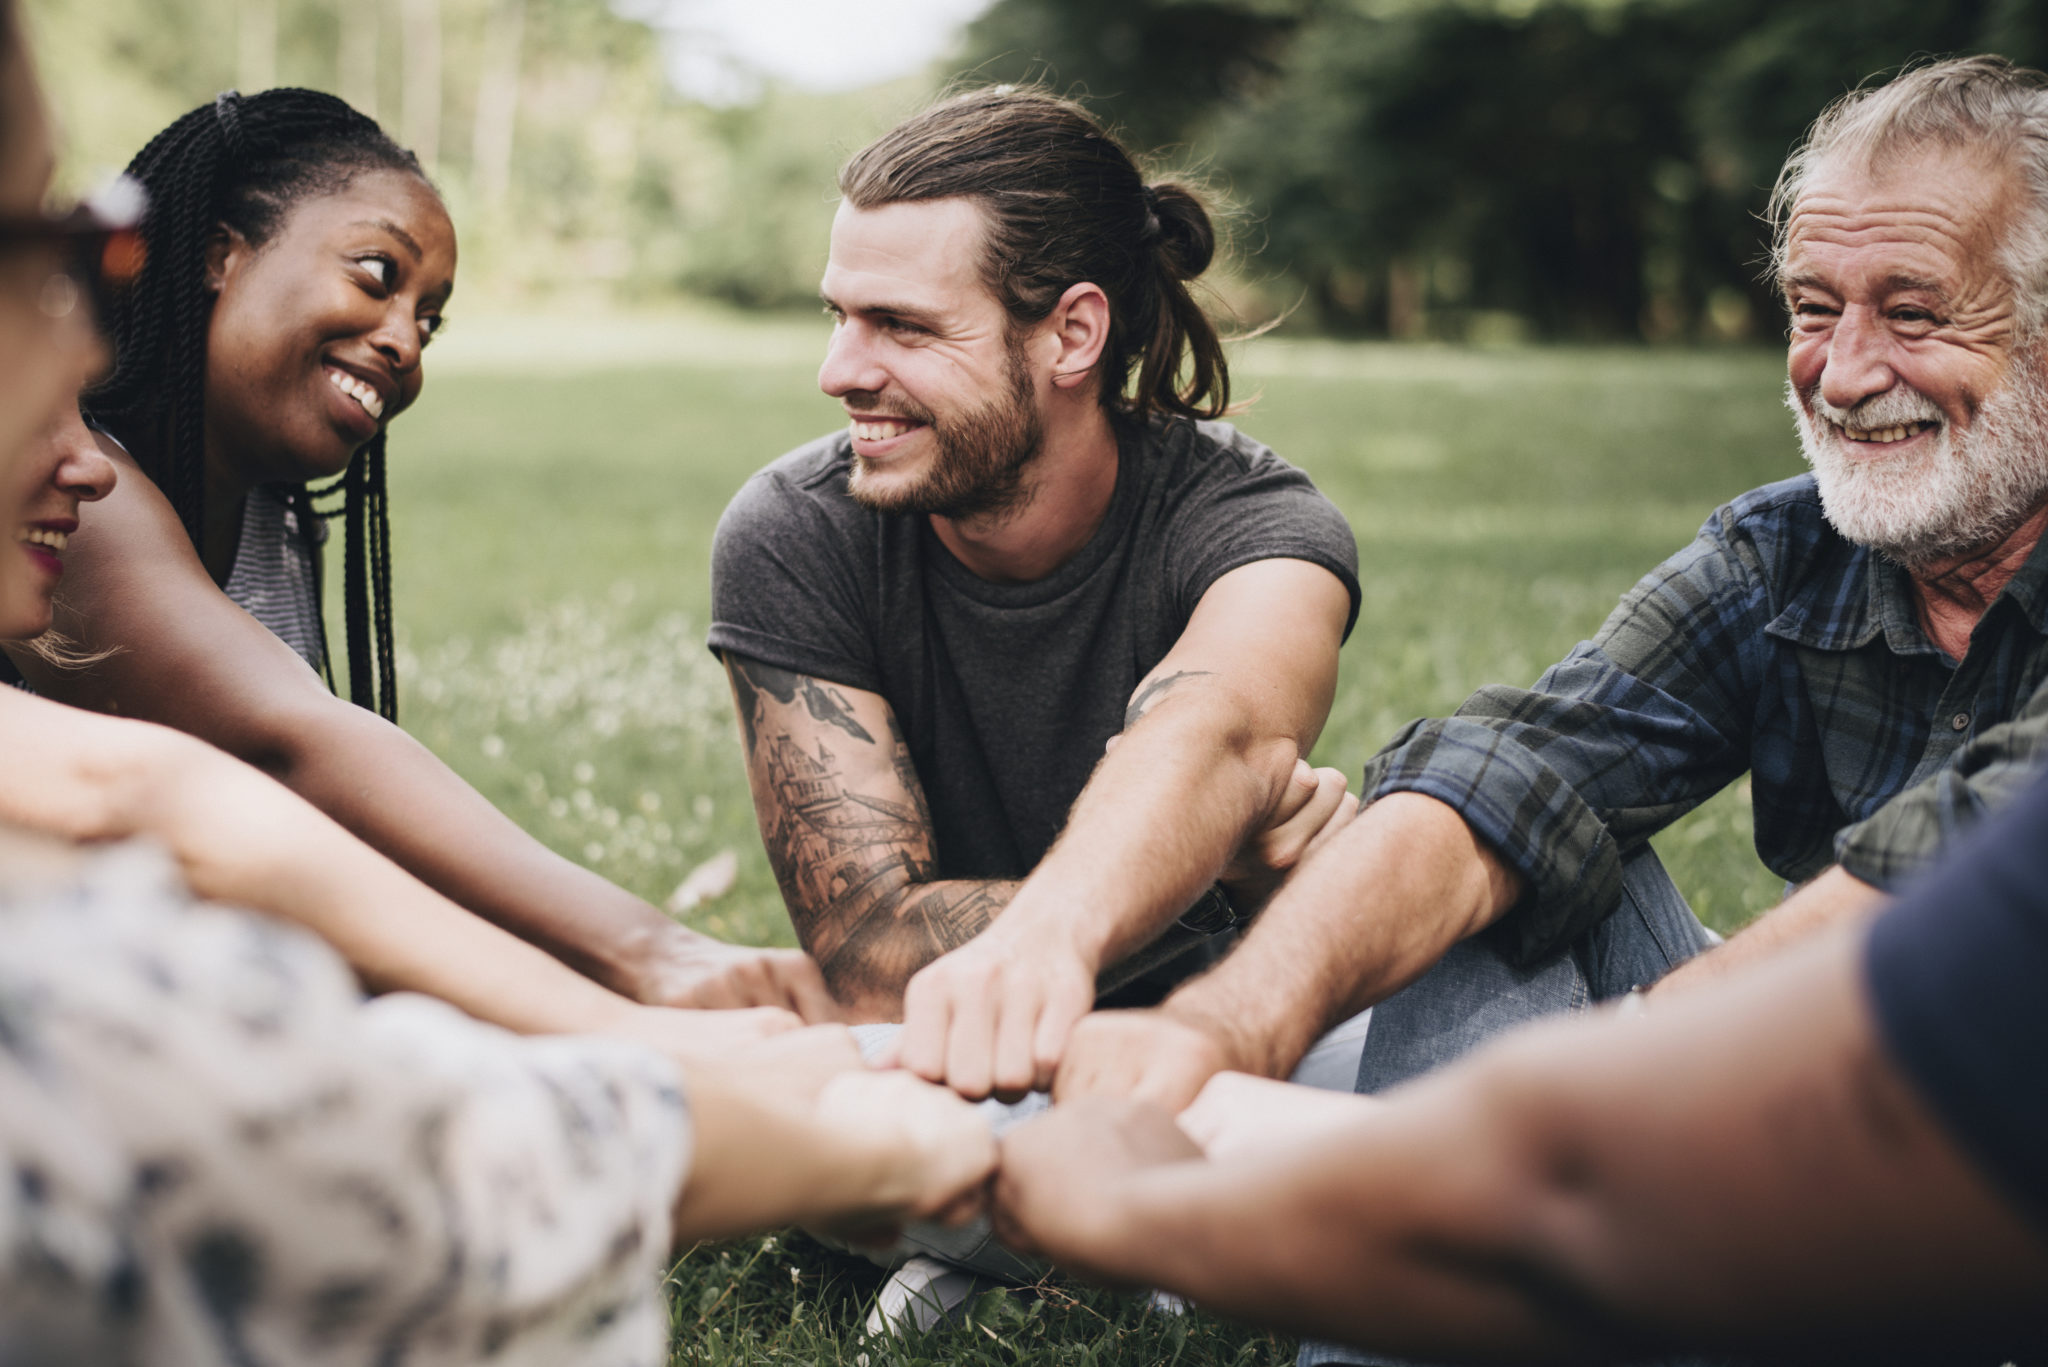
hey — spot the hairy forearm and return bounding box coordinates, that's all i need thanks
[1164,792,1521,1077]
[1652,864,1885,997]
[265,699,698,995]
[1003,694,1297,969]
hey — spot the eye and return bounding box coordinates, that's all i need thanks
[418,314,446,348]
[357,255,392,290]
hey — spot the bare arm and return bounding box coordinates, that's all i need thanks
[998,926,2048,1361]
[668,1028,996,1244]
[1652,864,1886,996]
[898,559,1353,1099]
[13,445,833,1017]
[723,652,1018,1020]
[0,686,798,1051]
[1056,790,1522,1109]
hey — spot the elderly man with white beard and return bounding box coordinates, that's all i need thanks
[1045,57,2048,1367]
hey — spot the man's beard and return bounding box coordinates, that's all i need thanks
[846,336,1043,522]
[1791,357,2048,572]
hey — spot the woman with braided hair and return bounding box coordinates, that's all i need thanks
[3,88,838,1024]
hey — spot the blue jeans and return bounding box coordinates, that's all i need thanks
[1298,846,1719,1367]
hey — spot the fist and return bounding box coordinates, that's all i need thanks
[1053,1007,1240,1112]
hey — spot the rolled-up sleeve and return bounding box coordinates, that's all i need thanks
[1838,673,2048,889]
[1361,503,1774,964]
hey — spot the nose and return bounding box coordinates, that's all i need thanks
[51,409,117,503]
[368,300,424,377]
[818,320,887,399]
[1817,303,1899,411]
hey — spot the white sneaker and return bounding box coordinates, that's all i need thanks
[863,1254,995,1335]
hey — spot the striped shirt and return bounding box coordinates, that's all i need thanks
[224,483,328,675]
[1363,474,2048,966]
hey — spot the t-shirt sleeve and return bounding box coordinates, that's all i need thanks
[1168,425,1362,640]
[707,460,882,692]
[1865,766,2048,1241]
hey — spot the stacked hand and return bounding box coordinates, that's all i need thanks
[627,923,840,1022]
[1220,758,1358,906]
[894,759,1357,1104]
[993,1072,1379,1276]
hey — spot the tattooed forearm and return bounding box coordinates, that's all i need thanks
[727,654,1014,1013]
[1124,669,1215,730]
[819,880,1015,1008]
[729,656,875,756]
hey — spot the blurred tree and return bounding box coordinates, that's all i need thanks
[970,0,2048,340]
[963,0,1310,151]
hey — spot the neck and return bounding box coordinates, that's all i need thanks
[929,403,1123,584]
[1905,500,2048,660]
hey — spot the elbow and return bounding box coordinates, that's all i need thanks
[215,692,365,785]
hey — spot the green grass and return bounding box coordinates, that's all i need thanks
[378,314,1804,1363]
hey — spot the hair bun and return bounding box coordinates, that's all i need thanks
[1144,181,1216,279]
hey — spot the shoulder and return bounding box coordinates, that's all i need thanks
[713,431,871,562]
[1145,416,1295,480]
[1136,417,1347,523]
[1697,473,1845,588]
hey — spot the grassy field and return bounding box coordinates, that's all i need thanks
[382,312,1804,1364]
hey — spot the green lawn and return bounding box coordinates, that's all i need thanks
[380,312,1803,1364]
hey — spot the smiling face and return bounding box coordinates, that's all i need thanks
[202,168,455,487]
[818,197,1046,520]
[4,396,116,638]
[0,24,113,637]
[1783,142,2048,566]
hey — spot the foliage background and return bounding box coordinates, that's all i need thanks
[28,0,2048,338]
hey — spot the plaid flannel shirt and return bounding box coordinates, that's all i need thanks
[1362,474,2048,966]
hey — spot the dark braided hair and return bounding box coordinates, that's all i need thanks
[85,88,429,720]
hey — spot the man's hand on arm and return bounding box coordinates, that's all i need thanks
[1057,791,1524,1112]
[898,559,1353,1100]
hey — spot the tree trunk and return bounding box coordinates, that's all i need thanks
[237,0,278,92]
[400,0,442,170]
[338,0,380,120]
[470,0,527,209]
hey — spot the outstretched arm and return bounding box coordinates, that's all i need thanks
[1056,789,1520,1110]
[896,558,1353,1099]
[997,925,2048,1361]
[14,447,834,1019]
[0,687,795,1048]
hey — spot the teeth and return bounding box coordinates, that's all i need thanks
[1840,421,1930,444]
[326,368,385,420]
[17,527,67,551]
[850,418,917,443]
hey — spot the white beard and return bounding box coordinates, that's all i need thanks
[1791,360,2048,571]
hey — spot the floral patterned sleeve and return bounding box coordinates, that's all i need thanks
[0,835,690,1367]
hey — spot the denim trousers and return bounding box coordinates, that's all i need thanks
[1297,845,1722,1367]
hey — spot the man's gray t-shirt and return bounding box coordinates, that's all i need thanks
[709,416,1361,881]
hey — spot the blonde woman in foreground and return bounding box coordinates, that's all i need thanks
[0,10,994,1361]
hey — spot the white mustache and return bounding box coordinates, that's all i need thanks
[1805,384,1943,430]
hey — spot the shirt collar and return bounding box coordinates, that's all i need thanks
[1767,516,2048,655]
